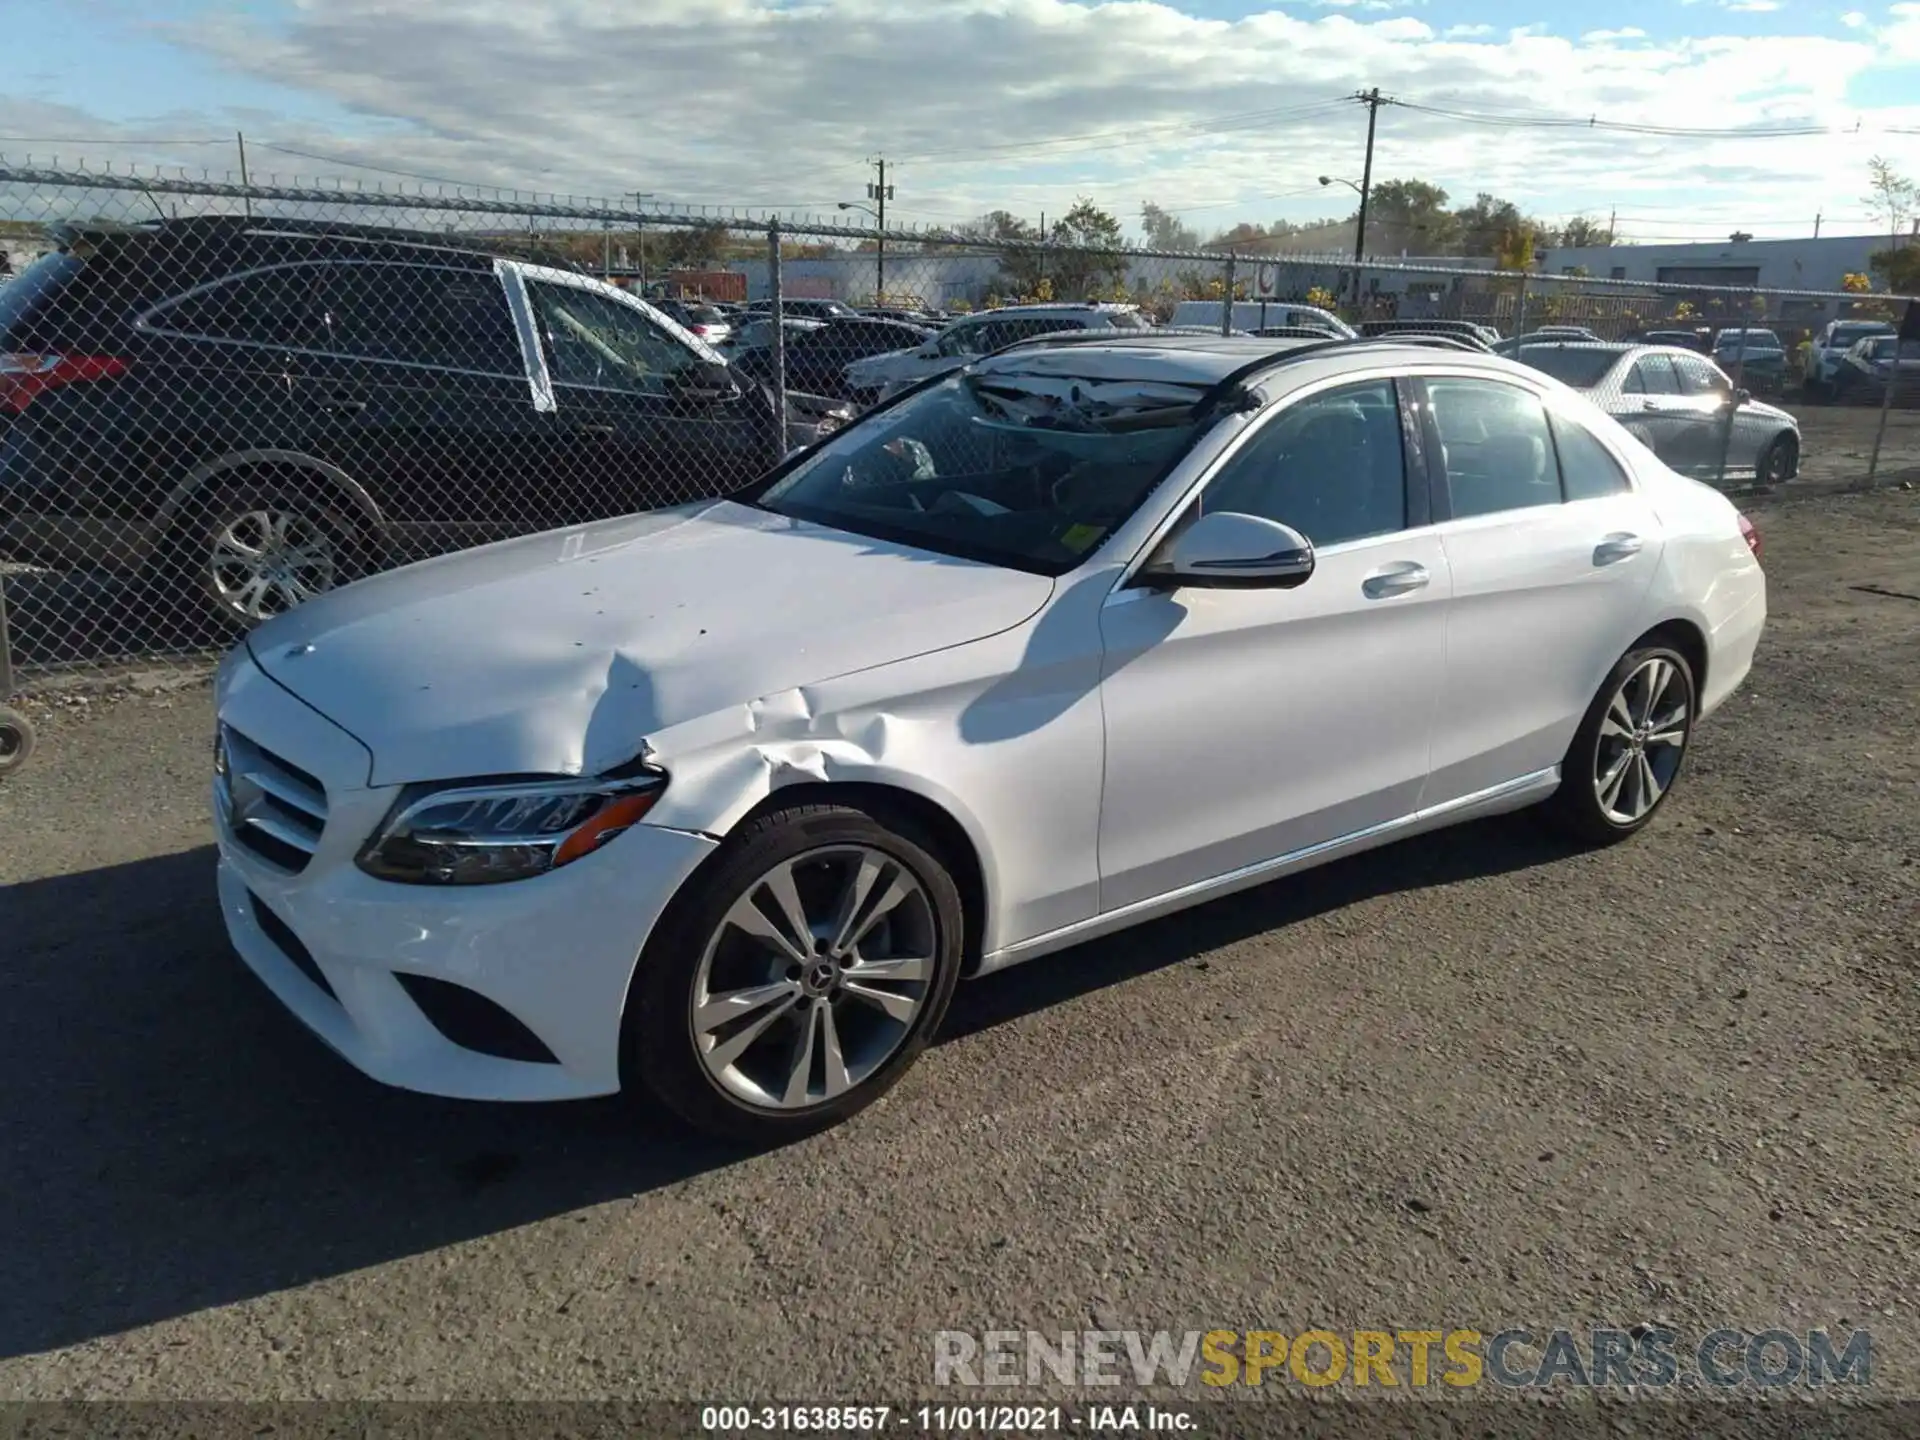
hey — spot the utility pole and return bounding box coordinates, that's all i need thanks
[867,157,893,303]
[630,192,655,291]
[235,131,252,218]
[1352,88,1382,311]
[1813,211,1822,239]
[1607,208,1617,244]
[1038,211,1046,293]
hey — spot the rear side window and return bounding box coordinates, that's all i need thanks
[313,263,522,374]
[1549,412,1632,501]
[1425,378,1561,520]
[145,265,329,349]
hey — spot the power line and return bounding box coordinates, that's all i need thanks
[1384,96,1838,139]
[892,95,1359,164]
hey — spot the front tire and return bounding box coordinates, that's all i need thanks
[624,801,965,1142]
[1545,643,1697,846]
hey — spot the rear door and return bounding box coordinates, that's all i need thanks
[1416,374,1664,805]
[517,272,772,519]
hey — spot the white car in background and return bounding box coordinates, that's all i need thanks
[1804,318,1895,399]
[212,333,1765,1141]
[842,302,1150,401]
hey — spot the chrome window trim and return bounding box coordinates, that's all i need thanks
[495,261,555,413]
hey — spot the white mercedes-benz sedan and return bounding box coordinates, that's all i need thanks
[212,334,1766,1140]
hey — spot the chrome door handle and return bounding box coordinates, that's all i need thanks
[1593,533,1643,566]
[1362,562,1429,599]
[1640,400,1660,412]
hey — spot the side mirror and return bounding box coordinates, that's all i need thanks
[1733,387,1752,406]
[1140,512,1315,590]
[669,360,740,403]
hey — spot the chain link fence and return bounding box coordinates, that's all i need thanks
[1,162,1914,690]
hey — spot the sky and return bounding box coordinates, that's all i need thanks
[4,0,1920,246]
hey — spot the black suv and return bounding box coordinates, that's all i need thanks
[0,217,843,628]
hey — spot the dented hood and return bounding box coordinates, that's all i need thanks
[247,500,1052,787]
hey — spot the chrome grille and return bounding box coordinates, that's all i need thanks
[215,724,329,872]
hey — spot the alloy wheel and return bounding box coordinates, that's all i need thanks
[691,844,937,1110]
[209,508,339,622]
[1593,657,1691,826]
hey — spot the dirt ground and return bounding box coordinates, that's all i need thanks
[0,489,1916,1430]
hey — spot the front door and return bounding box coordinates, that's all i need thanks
[1096,377,1450,912]
[519,275,773,523]
[1617,352,1692,469]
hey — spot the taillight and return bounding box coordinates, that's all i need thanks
[1738,512,1761,561]
[0,353,131,414]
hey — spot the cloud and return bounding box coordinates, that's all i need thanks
[1840,10,1867,25]
[1309,0,1419,8]
[1583,27,1650,41]
[5,0,1915,241]
[1720,0,1784,11]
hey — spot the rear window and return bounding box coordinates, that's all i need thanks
[1832,323,1891,347]
[0,252,84,343]
[1517,347,1620,389]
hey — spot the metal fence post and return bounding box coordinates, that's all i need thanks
[1220,254,1236,336]
[1512,273,1530,341]
[767,219,787,467]
[1866,352,1899,489]
[1715,323,1749,489]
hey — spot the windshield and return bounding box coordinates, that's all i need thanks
[1717,330,1782,351]
[1516,347,1621,389]
[1836,324,1894,346]
[749,369,1214,575]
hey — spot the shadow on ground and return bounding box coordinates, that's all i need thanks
[0,817,1575,1360]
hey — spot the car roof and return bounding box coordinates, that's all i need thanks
[971,333,1541,388]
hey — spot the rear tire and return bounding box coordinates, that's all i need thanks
[1757,433,1798,487]
[623,800,965,1143]
[164,478,363,635]
[0,704,36,778]
[1544,643,1697,847]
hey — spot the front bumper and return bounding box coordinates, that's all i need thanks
[214,652,719,1102]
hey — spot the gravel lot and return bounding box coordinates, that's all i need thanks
[0,489,1916,1422]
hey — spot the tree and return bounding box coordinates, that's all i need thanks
[1045,198,1129,298]
[1870,245,1920,295]
[1495,225,1536,273]
[1364,179,1459,255]
[1863,156,1917,243]
[1557,215,1613,248]
[1140,202,1199,252]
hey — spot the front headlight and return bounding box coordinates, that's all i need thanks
[355,771,666,886]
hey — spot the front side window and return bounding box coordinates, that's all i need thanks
[1425,378,1561,520]
[1671,355,1732,398]
[750,367,1213,574]
[525,280,702,394]
[1195,380,1406,548]
[937,324,982,357]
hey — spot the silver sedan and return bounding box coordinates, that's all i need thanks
[1515,343,1800,486]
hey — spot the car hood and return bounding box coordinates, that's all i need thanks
[246,500,1052,787]
[1745,396,1796,425]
